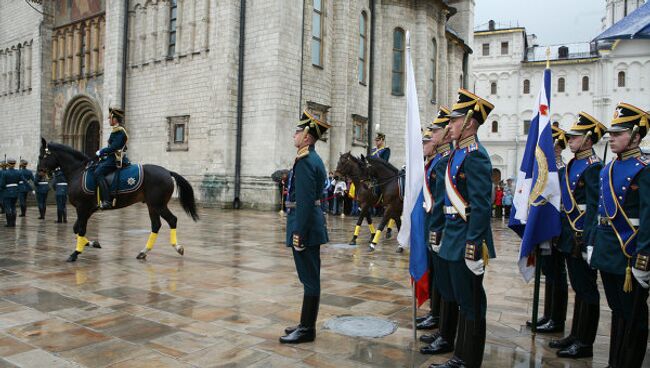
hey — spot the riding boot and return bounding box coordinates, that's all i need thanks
[550,296,580,349]
[280,295,319,344]
[527,281,552,328]
[98,179,112,210]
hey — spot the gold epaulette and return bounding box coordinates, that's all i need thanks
[295,146,310,160]
[575,149,592,160]
[458,136,477,149]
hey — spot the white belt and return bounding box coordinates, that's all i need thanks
[598,216,639,227]
[577,204,586,211]
[38,182,48,185]
[56,183,68,186]
[444,206,459,215]
[18,181,24,184]
[6,184,18,187]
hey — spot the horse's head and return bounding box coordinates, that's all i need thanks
[38,138,60,174]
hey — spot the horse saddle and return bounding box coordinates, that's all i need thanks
[82,164,144,195]
[398,168,406,201]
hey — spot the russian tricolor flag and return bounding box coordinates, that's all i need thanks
[397,31,433,306]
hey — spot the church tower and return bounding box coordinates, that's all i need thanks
[603,0,646,29]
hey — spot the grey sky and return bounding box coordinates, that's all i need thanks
[474,0,606,45]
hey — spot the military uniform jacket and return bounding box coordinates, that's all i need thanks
[99,126,130,165]
[427,143,453,240]
[592,149,650,275]
[439,136,495,262]
[18,169,34,193]
[35,174,50,194]
[52,171,68,196]
[285,145,329,247]
[558,149,602,254]
[0,170,4,198]
[555,160,574,251]
[370,146,391,162]
[0,168,21,198]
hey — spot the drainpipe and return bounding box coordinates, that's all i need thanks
[367,0,376,155]
[233,0,246,209]
[121,0,129,111]
[298,0,306,117]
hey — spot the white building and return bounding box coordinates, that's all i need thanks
[472,0,650,182]
[0,0,474,209]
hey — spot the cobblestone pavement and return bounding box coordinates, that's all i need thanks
[0,203,644,367]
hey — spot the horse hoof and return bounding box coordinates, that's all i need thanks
[91,241,102,249]
[136,252,147,260]
[386,230,393,239]
[67,251,79,262]
[396,247,404,254]
[349,239,357,245]
[368,244,376,252]
[176,245,184,256]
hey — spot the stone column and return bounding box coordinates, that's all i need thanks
[175,0,183,56]
[159,1,170,58]
[51,36,58,81]
[65,29,73,81]
[25,43,32,90]
[103,0,128,113]
[200,0,210,51]
[58,32,65,82]
[98,17,105,74]
[138,6,147,64]
[437,10,448,107]
[73,24,82,78]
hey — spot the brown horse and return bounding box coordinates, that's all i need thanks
[365,156,403,252]
[38,139,199,262]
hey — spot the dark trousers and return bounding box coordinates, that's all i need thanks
[566,255,599,304]
[292,246,321,297]
[3,197,17,225]
[449,260,486,321]
[36,192,47,212]
[56,195,67,217]
[433,253,455,302]
[18,192,27,213]
[540,247,568,322]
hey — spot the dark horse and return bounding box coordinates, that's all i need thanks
[365,156,403,252]
[38,138,199,262]
[335,152,401,252]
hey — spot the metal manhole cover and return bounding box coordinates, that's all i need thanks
[323,316,397,338]
[326,243,357,250]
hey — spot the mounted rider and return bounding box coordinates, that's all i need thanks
[94,107,130,210]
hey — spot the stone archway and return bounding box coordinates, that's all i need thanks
[62,96,102,156]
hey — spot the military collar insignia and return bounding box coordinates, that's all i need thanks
[458,136,477,149]
[619,147,642,161]
[437,143,453,156]
[111,125,125,133]
[556,157,565,169]
[575,149,593,160]
[295,146,310,160]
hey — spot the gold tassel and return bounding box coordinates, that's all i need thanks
[624,264,633,293]
[482,241,489,267]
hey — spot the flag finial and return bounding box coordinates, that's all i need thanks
[545,47,551,69]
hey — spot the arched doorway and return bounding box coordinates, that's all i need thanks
[492,168,502,184]
[62,96,102,154]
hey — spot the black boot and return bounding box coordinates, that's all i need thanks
[56,210,62,223]
[431,314,466,367]
[527,281,552,328]
[97,179,112,210]
[19,205,26,217]
[63,211,67,223]
[421,299,457,354]
[280,295,319,344]
[418,288,441,330]
[10,213,17,227]
[38,208,44,219]
[550,296,581,349]
[4,212,10,227]
[557,301,597,358]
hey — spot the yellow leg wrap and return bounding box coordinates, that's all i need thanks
[76,235,89,253]
[354,225,361,236]
[387,219,395,229]
[372,230,382,244]
[170,229,177,246]
[145,232,158,250]
[368,224,376,234]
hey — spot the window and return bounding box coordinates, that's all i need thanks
[167,115,189,151]
[558,46,569,59]
[430,38,437,102]
[490,81,497,95]
[558,77,565,92]
[352,114,368,147]
[524,120,531,135]
[501,41,509,55]
[168,0,178,57]
[391,28,405,95]
[80,24,86,77]
[15,46,21,92]
[312,0,323,67]
[618,71,626,87]
[492,121,499,133]
[523,79,530,94]
[358,12,367,83]
[582,76,589,91]
[482,43,489,56]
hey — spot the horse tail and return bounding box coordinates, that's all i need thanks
[170,171,200,221]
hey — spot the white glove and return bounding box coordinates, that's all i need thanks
[31,190,35,195]
[95,150,101,156]
[581,250,588,262]
[465,258,485,276]
[632,268,650,289]
[586,246,594,266]
[540,241,551,256]
[431,244,441,254]
[293,245,306,252]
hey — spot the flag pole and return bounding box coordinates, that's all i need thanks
[412,282,417,347]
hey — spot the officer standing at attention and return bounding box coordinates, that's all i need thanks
[52,168,68,223]
[528,125,569,334]
[434,89,495,368]
[420,106,459,356]
[94,107,129,210]
[34,168,50,220]
[17,159,34,217]
[0,158,21,227]
[590,103,650,368]
[0,160,6,214]
[279,109,330,344]
[549,112,606,359]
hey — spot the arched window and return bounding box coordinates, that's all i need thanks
[558,77,565,92]
[618,71,626,87]
[582,76,589,91]
[391,28,405,95]
[492,121,498,133]
[312,0,324,66]
[523,79,530,94]
[430,38,437,101]
[490,81,497,95]
[358,12,368,83]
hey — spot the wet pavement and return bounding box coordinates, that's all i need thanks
[0,203,646,367]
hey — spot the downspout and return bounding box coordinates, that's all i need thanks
[298,0,306,116]
[367,0,376,155]
[233,0,246,209]
[121,0,129,111]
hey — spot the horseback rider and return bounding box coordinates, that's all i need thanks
[370,132,391,162]
[94,107,129,210]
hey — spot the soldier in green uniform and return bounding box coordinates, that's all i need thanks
[528,125,569,333]
[420,106,459,356]
[433,89,495,368]
[549,112,606,359]
[1,158,21,227]
[590,103,650,368]
[279,109,330,344]
[34,168,50,220]
[17,159,34,217]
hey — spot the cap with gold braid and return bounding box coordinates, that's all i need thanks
[552,125,568,150]
[608,102,649,138]
[109,107,125,124]
[565,112,606,143]
[448,89,494,125]
[422,130,433,142]
[296,109,331,140]
[430,106,451,130]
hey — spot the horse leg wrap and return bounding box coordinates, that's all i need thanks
[170,229,177,246]
[387,219,395,229]
[354,226,361,236]
[372,230,382,244]
[76,235,89,253]
[145,232,158,251]
[368,224,376,234]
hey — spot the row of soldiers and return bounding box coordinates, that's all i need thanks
[415,90,649,367]
[0,159,68,227]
